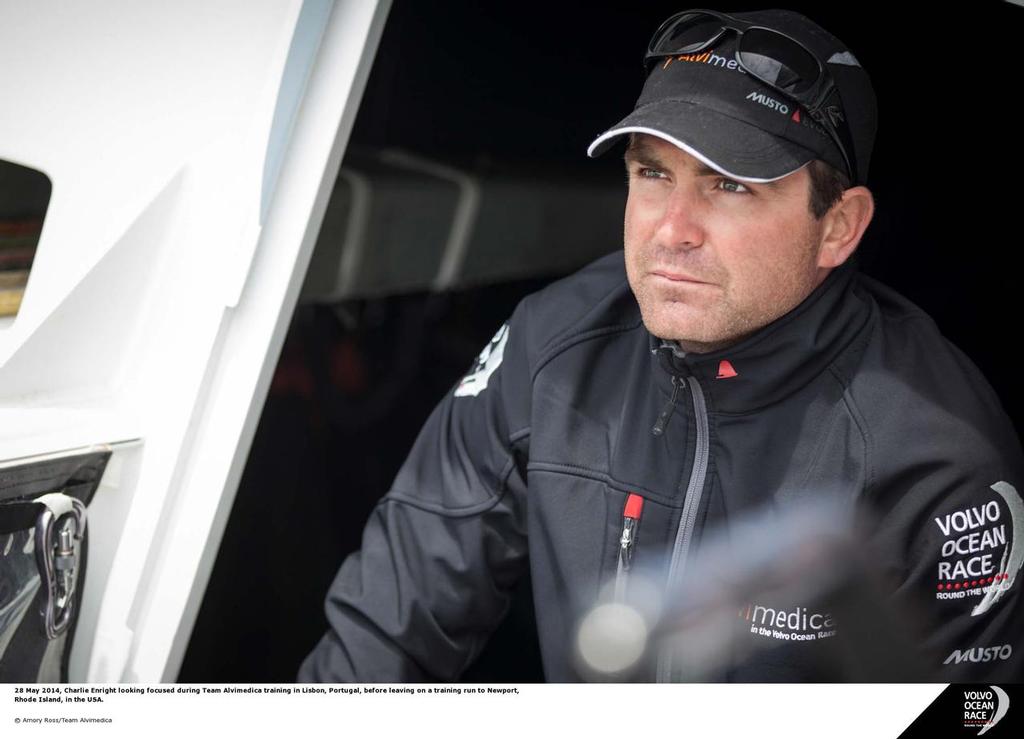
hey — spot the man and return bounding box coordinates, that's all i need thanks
[300,9,1023,682]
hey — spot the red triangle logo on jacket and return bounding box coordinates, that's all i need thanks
[717,360,738,379]
[791,109,801,123]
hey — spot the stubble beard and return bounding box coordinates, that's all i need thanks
[627,236,825,355]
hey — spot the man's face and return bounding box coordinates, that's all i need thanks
[624,134,831,353]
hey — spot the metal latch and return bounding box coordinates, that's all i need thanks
[33,493,87,639]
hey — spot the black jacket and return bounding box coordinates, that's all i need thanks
[300,252,1024,682]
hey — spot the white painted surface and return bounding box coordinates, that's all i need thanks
[0,0,390,681]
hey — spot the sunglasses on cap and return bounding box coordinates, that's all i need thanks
[644,9,857,183]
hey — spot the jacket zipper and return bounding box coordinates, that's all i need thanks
[614,493,644,602]
[656,374,710,682]
[651,376,680,436]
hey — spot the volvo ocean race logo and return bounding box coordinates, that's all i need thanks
[962,686,1010,735]
[934,481,1024,617]
[454,323,508,398]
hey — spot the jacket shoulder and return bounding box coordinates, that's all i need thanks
[515,250,640,364]
[847,274,1022,483]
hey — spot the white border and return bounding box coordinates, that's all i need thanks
[587,125,808,183]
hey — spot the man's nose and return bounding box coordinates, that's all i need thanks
[653,183,707,250]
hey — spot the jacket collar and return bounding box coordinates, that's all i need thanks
[649,261,875,414]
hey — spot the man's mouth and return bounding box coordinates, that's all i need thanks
[651,270,710,284]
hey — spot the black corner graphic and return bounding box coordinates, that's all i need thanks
[900,684,1020,738]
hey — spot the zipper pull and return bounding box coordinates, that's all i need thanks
[652,375,681,436]
[619,493,644,570]
[615,494,645,601]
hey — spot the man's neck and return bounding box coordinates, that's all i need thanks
[673,335,748,356]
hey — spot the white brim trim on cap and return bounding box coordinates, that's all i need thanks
[586,126,808,184]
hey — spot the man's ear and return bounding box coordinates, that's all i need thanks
[817,186,875,269]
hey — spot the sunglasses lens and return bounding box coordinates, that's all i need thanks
[650,13,723,55]
[738,29,819,95]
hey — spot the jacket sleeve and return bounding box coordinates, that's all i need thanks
[298,305,533,682]
[868,400,1024,682]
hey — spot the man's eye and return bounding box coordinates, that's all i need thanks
[636,167,665,179]
[717,178,751,194]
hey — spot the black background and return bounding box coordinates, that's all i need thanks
[180,0,1024,682]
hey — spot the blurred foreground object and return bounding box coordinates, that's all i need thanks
[575,500,929,682]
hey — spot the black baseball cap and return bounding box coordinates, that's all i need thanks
[588,9,877,185]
